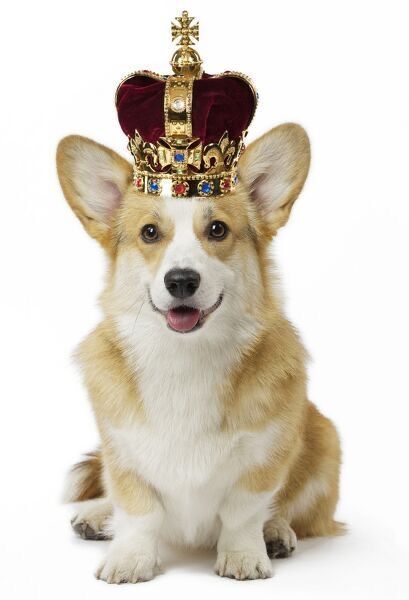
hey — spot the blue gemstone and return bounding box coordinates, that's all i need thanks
[201,182,211,195]
[174,152,185,163]
[149,180,159,192]
[233,175,238,185]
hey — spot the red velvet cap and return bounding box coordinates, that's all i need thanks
[116,71,257,146]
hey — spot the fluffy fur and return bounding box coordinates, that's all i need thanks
[57,123,342,583]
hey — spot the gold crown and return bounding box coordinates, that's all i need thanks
[128,129,246,197]
[118,11,257,198]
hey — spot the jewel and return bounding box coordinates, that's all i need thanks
[148,179,160,193]
[198,180,213,196]
[171,97,186,112]
[174,182,187,195]
[221,177,231,190]
[233,174,238,186]
[135,176,143,189]
[174,152,185,163]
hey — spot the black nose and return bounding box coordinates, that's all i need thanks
[164,268,201,299]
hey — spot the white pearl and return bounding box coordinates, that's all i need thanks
[171,98,185,112]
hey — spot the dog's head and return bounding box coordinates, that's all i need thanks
[56,125,310,343]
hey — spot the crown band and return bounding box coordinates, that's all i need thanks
[133,170,239,198]
[128,129,246,174]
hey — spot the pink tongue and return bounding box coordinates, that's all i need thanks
[167,307,201,332]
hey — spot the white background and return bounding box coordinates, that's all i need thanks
[1,1,408,598]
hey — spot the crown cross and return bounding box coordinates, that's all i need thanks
[171,10,199,46]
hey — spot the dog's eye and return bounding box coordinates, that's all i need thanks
[208,221,228,241]
[141,224,160,243]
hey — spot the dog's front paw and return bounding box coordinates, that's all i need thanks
[96,545,160,584]
[215,551,273,580]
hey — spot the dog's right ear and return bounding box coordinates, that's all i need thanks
[56,135,133,245]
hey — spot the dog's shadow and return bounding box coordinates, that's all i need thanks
[160,542,215,574]
[158,535,343,576]
[71,532,344,578]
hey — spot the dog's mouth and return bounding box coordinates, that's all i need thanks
[149,293,223,333]
[167,305,202,333]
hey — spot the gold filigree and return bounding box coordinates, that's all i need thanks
[128,130,246,178]
[202,132,243,175]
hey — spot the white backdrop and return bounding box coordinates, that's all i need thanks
[1,1,408,598]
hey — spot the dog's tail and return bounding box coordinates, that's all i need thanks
[331,520,347,536]
[62,450,104,503]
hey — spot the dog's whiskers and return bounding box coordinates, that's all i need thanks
[131,296,146,337]
[125,295,145,312]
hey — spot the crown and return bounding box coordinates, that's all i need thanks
[116,11,258,198]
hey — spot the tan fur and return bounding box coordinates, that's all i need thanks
[75,321,146,427]
[118,196,176,269]
[57,124,342,559]
[103,443,156,515]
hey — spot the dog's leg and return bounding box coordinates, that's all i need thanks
[95,467,163,584]
[215,488,273,580]
[264,516,297,558]
[71,497,113,540]
[275,404,343,539]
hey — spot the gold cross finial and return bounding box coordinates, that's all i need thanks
[171,10,199,47]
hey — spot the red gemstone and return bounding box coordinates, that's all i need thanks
[174,182,187,195]
[135,176,143,188]
[221,178,231,190]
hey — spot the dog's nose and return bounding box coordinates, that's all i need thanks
[164,269,201,299]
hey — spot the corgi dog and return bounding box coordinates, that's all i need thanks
[57,123,342,583]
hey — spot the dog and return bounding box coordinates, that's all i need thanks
[57,122,342,583]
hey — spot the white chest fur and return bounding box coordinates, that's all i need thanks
[109,416,277,547]
[111,311,276,546]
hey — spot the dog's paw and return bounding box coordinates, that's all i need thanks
[96,546,159,584]
[215,551,273,580]
[71,498,112,541]
[264,517,297,559]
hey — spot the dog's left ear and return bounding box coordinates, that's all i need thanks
[238,123,310,234]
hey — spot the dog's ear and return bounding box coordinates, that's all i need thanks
[56,135,133,245]
[238,123,310,234]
